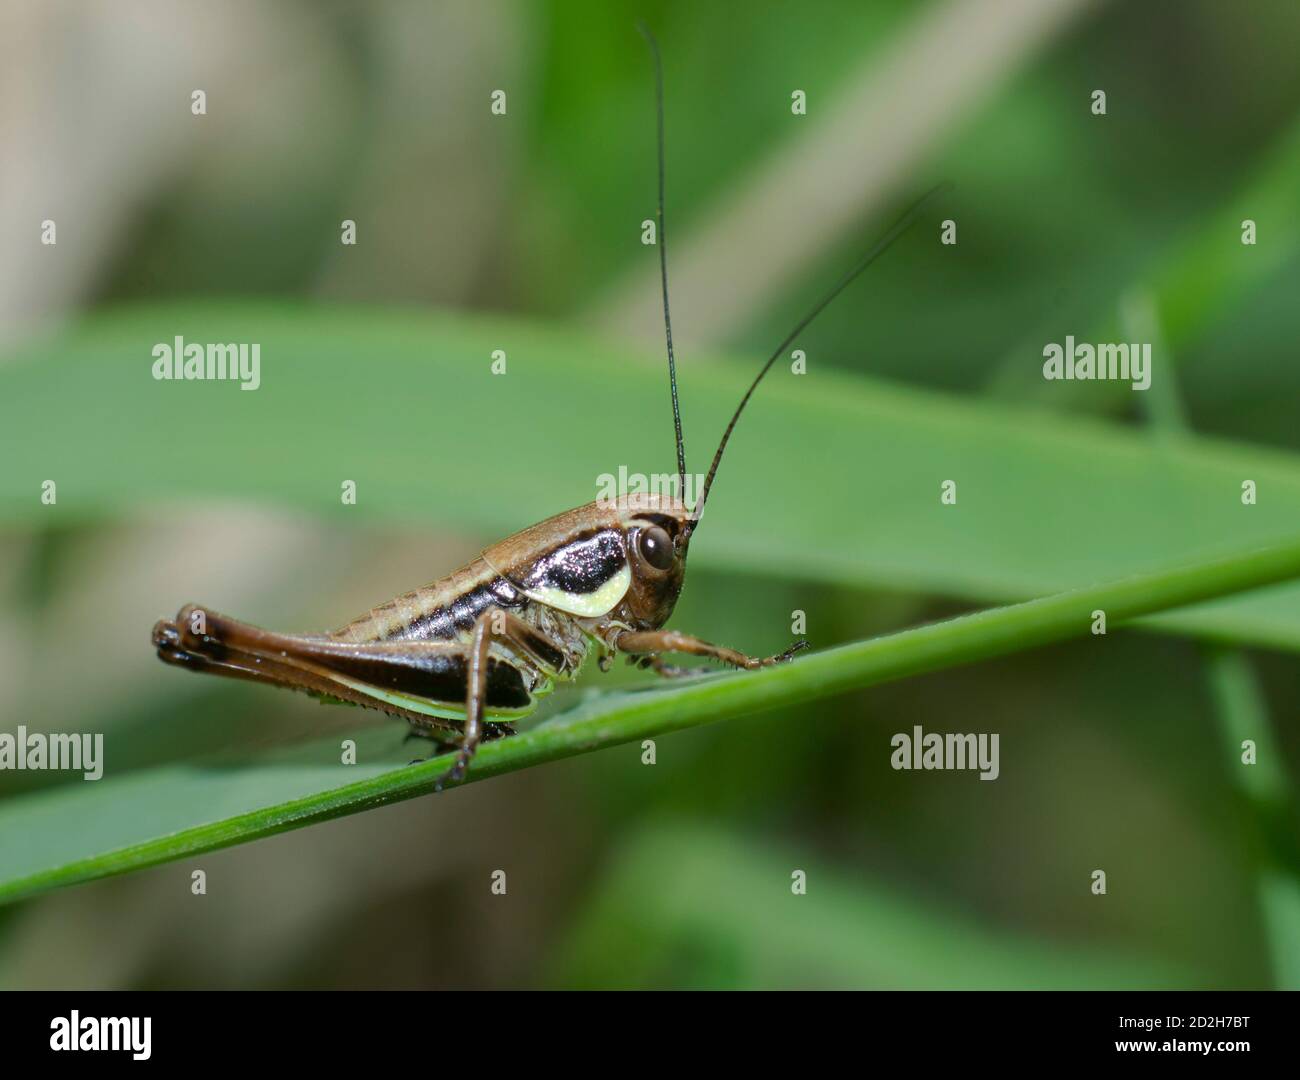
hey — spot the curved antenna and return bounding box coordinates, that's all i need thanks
[636,21,688,495]
[687,182,950,533]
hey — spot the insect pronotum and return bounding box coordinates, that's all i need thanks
[152,25,944,790]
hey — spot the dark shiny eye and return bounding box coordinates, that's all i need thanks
[637,526,675,571]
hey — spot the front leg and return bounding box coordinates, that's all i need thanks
[614,629,808,673]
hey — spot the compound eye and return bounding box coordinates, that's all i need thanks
[637,525,675,571]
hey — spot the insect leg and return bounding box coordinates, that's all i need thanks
[405,722,516,756]
[405,724,515,766]
[614,629,809,672]
[632,654,706,679]
[436,607,572,791]
[154,616,431,711]
[154,604,530,732]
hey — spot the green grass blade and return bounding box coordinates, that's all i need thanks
[4,304,1300,647]
[1128,289,1300,990]
[1,534,1298,906]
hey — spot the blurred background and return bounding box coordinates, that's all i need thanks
[1,0,1299,988]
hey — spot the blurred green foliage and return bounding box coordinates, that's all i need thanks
[1,0,1299,989]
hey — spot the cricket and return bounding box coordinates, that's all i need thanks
[151,25,941,790]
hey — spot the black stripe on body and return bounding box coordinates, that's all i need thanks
[326,648,532,710]
[389,576,525,642]
[521,529,626,598]
[393,584,571,676]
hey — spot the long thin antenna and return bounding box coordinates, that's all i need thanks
[637,20,688,494]
[688,182,950,532]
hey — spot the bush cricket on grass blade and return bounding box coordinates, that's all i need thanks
[152,25,945,791]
